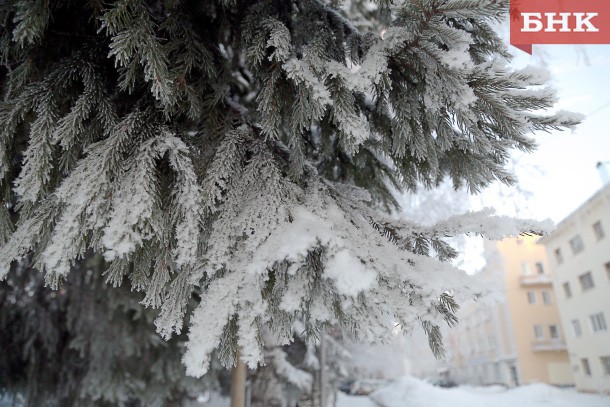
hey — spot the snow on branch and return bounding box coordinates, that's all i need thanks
[0,0,583,382]
[428,208,554,240]
[269,348,313,391]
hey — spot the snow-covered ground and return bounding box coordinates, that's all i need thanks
[337,376,610,407]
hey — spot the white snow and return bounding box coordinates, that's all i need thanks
[186,392,229,407]
[337,392,377,407]
[269,348,313,391]
[325,249,378,297]
[337,376,609,407]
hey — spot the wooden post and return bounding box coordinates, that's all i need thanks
[231,349,247,407]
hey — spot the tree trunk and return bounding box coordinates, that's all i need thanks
[319,334,326,407]
[231,349,247,407]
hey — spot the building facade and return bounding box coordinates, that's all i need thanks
[447,299,519,386]
[538,182,610,393]
[448,236,573,387]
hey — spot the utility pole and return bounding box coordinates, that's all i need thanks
[231,349,247,407]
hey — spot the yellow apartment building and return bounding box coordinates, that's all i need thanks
[538,181,610,393]
[447,236,573,387]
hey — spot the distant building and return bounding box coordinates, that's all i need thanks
[447,298,520,386]
[448,236,573,387]
[538,181,610,393]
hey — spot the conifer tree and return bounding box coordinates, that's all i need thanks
[0,258,218,406]
[0,0,580,399]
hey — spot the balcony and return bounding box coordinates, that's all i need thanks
[519,274,552,287]
[531,340,567,352]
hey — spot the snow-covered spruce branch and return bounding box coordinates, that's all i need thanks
[0,0,581,387]
[370,207,554,246]
[100,0,176,108]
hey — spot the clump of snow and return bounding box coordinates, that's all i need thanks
[269,348,313,390]
[325,249,377,297]
[185,392,229,407]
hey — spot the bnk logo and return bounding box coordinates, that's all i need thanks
[521,12,599,32]
[510,0,610,54]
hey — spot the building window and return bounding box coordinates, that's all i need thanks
[542,290,553,305]
[570,235,585,254]
[579,272,595,291]
[572,319,582,337]
[527,290,536,304]
[521,261,531,275]
[593,221,605,241]
[591,313,608,332]
[570,235,585,255]
[582,358,592,376]
[535,262,545,275]
[554,248,563,264]
[563,282,572,298]
[601,356,610,375]
[549,325,559,339]
[534,324,544,339]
